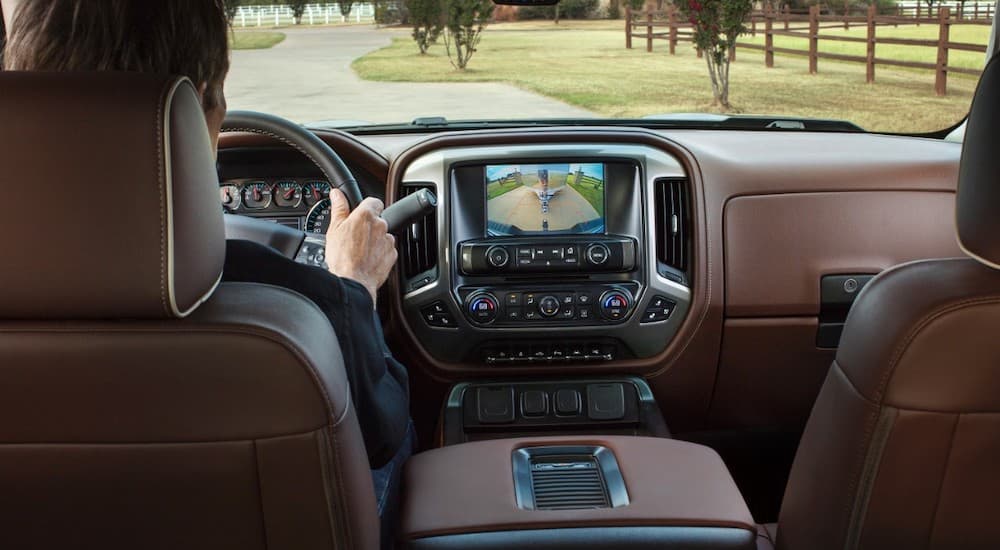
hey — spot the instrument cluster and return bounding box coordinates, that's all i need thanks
[220,179,331,214]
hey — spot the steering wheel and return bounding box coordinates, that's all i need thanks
[220,111,364,265]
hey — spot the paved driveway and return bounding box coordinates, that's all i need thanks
[226,26,594,124]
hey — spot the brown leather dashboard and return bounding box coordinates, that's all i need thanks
[219,127,963,432]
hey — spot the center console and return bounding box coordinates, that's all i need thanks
[400,435,757,549]
[400,144,693,368]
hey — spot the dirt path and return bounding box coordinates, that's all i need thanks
[226,26,595,124]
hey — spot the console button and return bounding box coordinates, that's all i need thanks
[529,343,549,361]
[486,246,510,268]
[549,345,567,360]
[538,295,560,317]
[567,343,586,359]
[511,346,530,361]
[505,292,522,306]
[576,293,593,305]
[641,295,676,323]
[586,243,610,266]
[421,302,455,328]
[559,307,575,320]
[560,294,575,305]
[577,306,594,320]
[477,386,515,424]
[599,290,632,321]
[524,309,540,320]
[467,294,499,324]
[524,294,537,306]
[521,390,548,417]
[586,383,625,421]
[506,308,523,322]
[517,247,533,258]
[554,389,581,416]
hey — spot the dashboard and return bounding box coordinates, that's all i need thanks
[217,126,965,433]
[219,178,332,233]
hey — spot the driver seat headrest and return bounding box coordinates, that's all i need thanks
[0,72,224,319]
[958,54,1000,269]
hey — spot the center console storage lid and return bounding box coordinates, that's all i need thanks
[401,436,755,542]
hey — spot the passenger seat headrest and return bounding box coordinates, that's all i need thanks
[957,55,1000,269]
[0,72,225,319]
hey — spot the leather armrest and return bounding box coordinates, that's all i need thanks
[401,435,755,541]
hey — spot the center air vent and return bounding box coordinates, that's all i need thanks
[399,183,438,291]
[653,178,691,283]
[513,446,630,511]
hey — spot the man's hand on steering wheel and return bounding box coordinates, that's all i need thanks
[323,188,397,305]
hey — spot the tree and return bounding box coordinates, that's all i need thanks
[339,1,355,18]
[676,0,753,110]
[443,0,494,70]
[407,0,443,54]
[223,0,242,23]
[289,0,309,24]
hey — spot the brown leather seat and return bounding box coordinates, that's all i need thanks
[0,72,378,550]
[766,56,1000,550]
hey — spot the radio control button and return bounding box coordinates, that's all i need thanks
[586,243,610,265]
[467,293,499,323]
[538,295,561,317]
[517,247,533,258]
[486,246,510,268]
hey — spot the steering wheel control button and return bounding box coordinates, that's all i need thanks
[521,391,549,417]
[586,243,610,266]
[486,246,510,268]
[554,389,582,416]
[421,302,455,328]
[587,384,626,421]
[538,295,561,317]
[477,386,515,424]
[641,295,676,323]
[467,294,499,324]
[599,290,632,321]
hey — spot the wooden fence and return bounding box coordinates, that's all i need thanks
[625,5,990,96]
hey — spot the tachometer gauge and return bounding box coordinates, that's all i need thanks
[304,198,332,234]
[273,181,302,208]
[242,181,272,209]
[303,181,331,207]
[220,184,241,211]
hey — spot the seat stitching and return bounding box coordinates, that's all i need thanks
[926,413,960,549]
[155,81,170,316]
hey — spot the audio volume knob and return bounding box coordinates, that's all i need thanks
[538,295,561,317]
[467,293,499,324]
[599,290,631,321]
[486,246,510,268]
[586,243,610,266]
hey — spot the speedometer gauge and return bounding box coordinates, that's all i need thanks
[304,198,332,234]
[303,181,331,206]
[242,182,272,209]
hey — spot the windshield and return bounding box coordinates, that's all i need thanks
[223,1,993,133]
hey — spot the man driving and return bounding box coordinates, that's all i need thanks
[2,1,412,545]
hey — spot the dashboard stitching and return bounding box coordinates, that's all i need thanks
[223,127,339,186]
[155,82,169,317]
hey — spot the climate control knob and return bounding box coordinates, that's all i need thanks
[599,290,632,321]
[485,246,510,268]
[538,295,561,317]
[467,293,500,324]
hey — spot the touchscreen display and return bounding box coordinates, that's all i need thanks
[485,163,605,236]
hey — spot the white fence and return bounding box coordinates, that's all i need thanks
[233,3,378,26]
[894,0,995,19]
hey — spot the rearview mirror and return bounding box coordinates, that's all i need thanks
[492,0,560,5]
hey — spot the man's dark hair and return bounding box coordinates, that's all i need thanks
[3,0,230,108]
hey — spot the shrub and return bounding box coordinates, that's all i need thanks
[407,0,443,53]
[443,0,494,69]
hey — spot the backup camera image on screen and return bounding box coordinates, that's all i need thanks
[486,163,605,236]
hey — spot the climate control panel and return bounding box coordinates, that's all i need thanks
[459,284,653,327]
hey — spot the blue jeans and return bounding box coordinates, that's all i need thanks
[371,421,416,549]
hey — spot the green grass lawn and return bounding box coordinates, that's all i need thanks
[230,31,286,50]
[352,20,987,133]
[567,178,605,218]
[487,179,519,200]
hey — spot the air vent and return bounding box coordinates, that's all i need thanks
[513,446,630,511]
[653,178,691,282]
[530,458,609,510]
[399,183,438,291]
